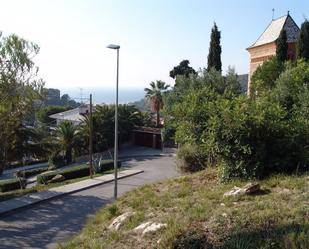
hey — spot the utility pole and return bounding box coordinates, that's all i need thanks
[89,94,93,178]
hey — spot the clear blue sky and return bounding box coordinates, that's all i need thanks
[0,0,307,89]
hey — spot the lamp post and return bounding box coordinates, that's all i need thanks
[107,44,120,199]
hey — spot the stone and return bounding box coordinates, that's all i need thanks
[108,212,135,231]
[223,186,245,197]
[48,174,65,184]
[133,221,167,235]
[243,183,260,194]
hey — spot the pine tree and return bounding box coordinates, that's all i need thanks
[207,23,222,72]
[297,20,309,60]
[276,29,288,62]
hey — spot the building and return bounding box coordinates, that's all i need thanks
[49,104,94,125]
[247,13,300,94]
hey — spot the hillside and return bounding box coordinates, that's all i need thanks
[61,169,308,249]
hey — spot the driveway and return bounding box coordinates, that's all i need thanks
[0,154,180,249]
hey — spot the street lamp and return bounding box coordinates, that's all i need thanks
[107,44,120,199]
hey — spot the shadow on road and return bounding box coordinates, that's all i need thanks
[0,194,110,249]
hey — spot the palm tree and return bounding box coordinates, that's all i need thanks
[144,80,170,127]
[55,121,79,165]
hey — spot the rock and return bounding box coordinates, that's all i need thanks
[221,213,227,217]
[220,203,225,206]
[133,221,167,235]
[223,183,260,197]
[48,174,65,184]
[108,212,135,231]
[223,186,245,197]
[142,223,167,235]
[243,183,260,194]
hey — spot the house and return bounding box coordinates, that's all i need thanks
[247,13,300,94]
[49,104,94,125]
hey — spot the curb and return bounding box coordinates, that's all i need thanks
[0,169,144,218]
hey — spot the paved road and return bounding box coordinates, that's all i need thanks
[0,154,179,249]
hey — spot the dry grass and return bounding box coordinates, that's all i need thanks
[60,169,309,249]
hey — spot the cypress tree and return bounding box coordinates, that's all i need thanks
[276,29,288,62]
[297,20,309,60]
[207,23,222,72]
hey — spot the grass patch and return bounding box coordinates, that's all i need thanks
[60,169,309,249]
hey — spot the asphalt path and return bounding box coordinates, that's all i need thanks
[0,154,179,249]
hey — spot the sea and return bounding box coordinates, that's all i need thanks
[59,87,145,105]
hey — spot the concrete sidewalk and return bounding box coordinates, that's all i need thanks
[0,169,143,218]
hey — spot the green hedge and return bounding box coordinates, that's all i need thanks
[15,167,49,178]
[37,160,121,185]
[0,178,26,192]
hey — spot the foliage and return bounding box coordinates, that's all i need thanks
[207,23,222,72]
[250,57,284,96]
[36,105,72,124]
[177,144,208,172]
[53,121,79,165]
[165,60,309,179]
[169,60,196,79]
[42,88,80,107]
[297,19,309,60]
[48,152,65,169]
[276,29,288,62]
[15,167,49,178]
[0,32,44,174]
[0,177,26,192]
[144,80,170,127]
[37,160,121,184]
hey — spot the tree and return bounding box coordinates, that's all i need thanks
[0,32,44,175]
[144,80,170,127]
[169,60,196,79]
[36,105,72,124]
[207,23,222,72]
[297,20,309,60]
[276,29,288,62]
[55,121,79,165]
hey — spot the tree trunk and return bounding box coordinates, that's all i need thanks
[66,147,72,165]
[156,110,160,127]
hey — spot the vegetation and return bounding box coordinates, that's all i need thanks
[36,105,72,124]
[37,160,121,185]
[60,169,309,249]
[144,80,170,127]
[207,23,222,72]
[0,178,26,192]
[165,59,309,179]
[297,19,309,60]
[169,60,196,79]
[15,167,49,178]
[0,32,44,174]
[276,29,288,62]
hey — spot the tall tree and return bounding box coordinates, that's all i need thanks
[0,32,44,175]
[276,29,288,62]
[297,20,309,60]
[207,23,222,72]
[169,60,196,79]
[144,80,170,127]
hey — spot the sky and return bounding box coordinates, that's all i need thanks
[0,0,308,91]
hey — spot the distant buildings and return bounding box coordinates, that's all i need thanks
[247,13,300,94]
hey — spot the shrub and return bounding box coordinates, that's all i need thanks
[37,160,121,184]
[15,167,49,178]
[48,153,65,169]
[0,178,26,192]
[177,144,207,172]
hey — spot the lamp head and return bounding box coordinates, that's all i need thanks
[107,44,120,49]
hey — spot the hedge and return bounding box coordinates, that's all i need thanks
[15,167,49,178]
[0,178,26,193]
[37,160,121,185]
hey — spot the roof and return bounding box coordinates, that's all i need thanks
[248,14,300,49]
[49,108,84,123]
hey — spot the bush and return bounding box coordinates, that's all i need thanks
[48,153,65,169]
[177,144,207,172]
[0,178,26,192]
[15,167,49,178]
[37,160,121,184]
